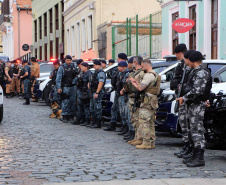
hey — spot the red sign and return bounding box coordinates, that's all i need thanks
[172,18,195,33]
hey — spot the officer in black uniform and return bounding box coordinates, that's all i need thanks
[101,60,107,70]
[20,60,31,105]
[127,57,134,71]
[170,44,187,93]
[0,59,5,94]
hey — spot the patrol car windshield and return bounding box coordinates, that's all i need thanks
[40,64,54,73]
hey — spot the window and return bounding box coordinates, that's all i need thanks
[50,8,53,58]
[172,12,179,54]
[71,26,75,56]
[212,0,218,59]
[189,5,196,50]
[40,64,54,73]
[165,68,175,82]
[61,1,64,43]
[87,15,93,49]
[81,19,86,52]
[44,13,47,61]
[34,20,37,42]
[39,16,42,59]
[55,4,59,58]
[67,29,70,55]
[219,71,226,82]
[207,64,225,74]
[76,22,81,58]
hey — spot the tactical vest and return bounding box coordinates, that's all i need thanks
[90,69,106,92]
[184,66,212,101]
[62,64,77,85]
[111,71,119,90]
[143,70,161,95]
[7,67,13,78]
[13,66,19,74]
[52,68,58,85]
[77,70,90,91]
[116,69,129,94]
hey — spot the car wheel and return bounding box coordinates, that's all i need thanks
[43,81,53,106]
[0,106,3,123]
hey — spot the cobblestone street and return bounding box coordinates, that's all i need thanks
[0,98,226,185]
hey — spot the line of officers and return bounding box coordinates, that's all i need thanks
[50,53,160,150]
[0,58,40,104]
[170,44,212,168]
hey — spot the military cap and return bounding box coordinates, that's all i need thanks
[118,53,127,60]
[189,51,203,62]
[30,57,36,62]
[93,60,101,65]
[174,43,187,53]
[108,59,115,64]
[128,57,134,64]
[77,59,83,65]
[184,50,195,59]
[81,62,89,67]
[65,55,72,60]
[22,60,28,64]
[101,60,106,64]
[118,61,128,67]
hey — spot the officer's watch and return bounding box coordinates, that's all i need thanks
[96,92,99,94]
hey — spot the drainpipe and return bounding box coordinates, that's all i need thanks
[18,6,21,58]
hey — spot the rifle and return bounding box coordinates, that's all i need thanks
[174,67,187,113]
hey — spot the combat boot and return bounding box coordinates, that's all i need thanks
[183,147,194,159]
[23,98,30,105]
[128,139,137,144]
[86,118,95,127]
[71,116,80,125]
[123,130,131,140]
[174,142,190,157]
[91,119,101,128]
[103,122,116,131]
[80,119,90,126]
[186,149,205,167]
[126,131,135,142]
[136,144,152,150]
[118,125,128,135]
[177,144,192,158]
[63,115,69,123]
[115,126,123,132]
[80,117,85,124]
[131,140,143,146]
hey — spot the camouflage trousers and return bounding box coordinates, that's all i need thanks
[178,102,189,143]
[77,89,90,120]
[128,98,136,132]
[118,95,131,128]
[52,85,61,104]
[186,102,206,150]
[110,93,119,123]
[23,79,31,99]
[90,91,104,120]
[61,86,77,116]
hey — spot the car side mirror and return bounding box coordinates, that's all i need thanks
[213,77,220,83]
[161,75,166,82]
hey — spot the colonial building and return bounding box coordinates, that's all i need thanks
[32,0,64,61]
[63,0,161,60]
[161,0,225,60]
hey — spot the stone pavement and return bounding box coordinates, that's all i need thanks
[0,97,226,185]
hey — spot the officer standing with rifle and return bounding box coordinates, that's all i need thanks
[177,51,212,167]
[174,50,195,158]
[30,57,40,102]
[76,62,92,126]
[20,60,31,105]
[56,55,78,123]
[88,60,106,128]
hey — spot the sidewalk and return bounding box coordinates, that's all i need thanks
[43,178,226,185]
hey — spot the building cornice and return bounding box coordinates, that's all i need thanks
[63,0,86,16]
[161,0,177,8]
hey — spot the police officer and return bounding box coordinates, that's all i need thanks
[30,57,40,102]
[108,59,115,66]
[128,57,134,71]
[88,60,106,128]
[106,59,117,79]
[49,60,61,104]
[170,44,187,93]
[5,61,14,98]
[11,60,20,96]
[174,50,195,158]
[20,60,31,105]
[117,61,131,136]
[56,55,78,123]
[101,60,107,70]
[124,56,145,142]
[0,59,5,94]
[77,59,83,74]
[177,51,212,167]
[76,62,92,126]
[130,59,160,149]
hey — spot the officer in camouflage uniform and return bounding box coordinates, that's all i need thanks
[123,56,145,142]
[20,60,31,105]
[30,57,40,102]
[177,51,212,167]
[56,55,78,123]
[88,60,106,128]
[130,59,160,149]
[76,62,92,126]
[11,60,20,96]
[4,61,14,98]
[174,50,195,158]
[49,60,61,104]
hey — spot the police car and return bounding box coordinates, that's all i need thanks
[0,85,3,123]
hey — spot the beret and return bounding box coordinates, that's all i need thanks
[53,60,60,65]
[30,57,36,62]
[22,60,28,64]
[118,53,127,60]
[128,57,134,64]
[93,60,101,65]
[108,59,115,64]
[174,43,187,53]
[118,61,128,67]
[65,55,72,60]
[101,60,106,64]
[77,59,83,65]
[189,51,203,62]
[184,50,195,59]
[81,62,89,67]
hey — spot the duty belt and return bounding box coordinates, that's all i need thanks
[62,84,75,87]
